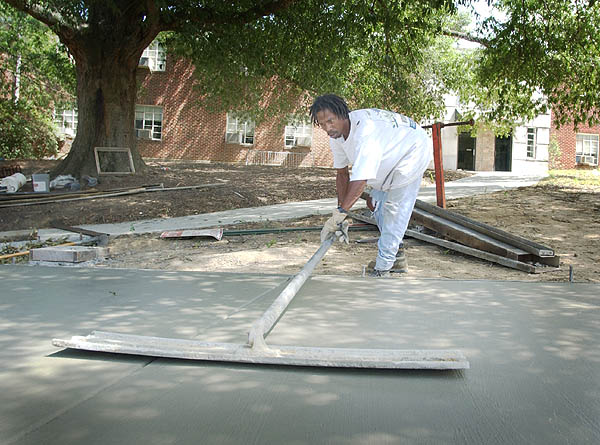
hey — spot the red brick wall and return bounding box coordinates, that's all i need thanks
[135,55,333,167]
[551,114,600,169]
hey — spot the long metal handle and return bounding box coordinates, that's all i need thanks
[247,236,335,350]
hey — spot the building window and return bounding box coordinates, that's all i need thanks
[285,116,312,148]
[135,105,163,140]
[576,133,599,166]
[526,127,536,159]
[140,41,166,71]
[225,113,255,145]
[54,108,77,137]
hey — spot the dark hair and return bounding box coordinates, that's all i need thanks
[309,94,350,125]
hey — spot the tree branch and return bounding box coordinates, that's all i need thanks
[443,29,489,47]
[2,0,80,43]
[3,0,69,29]
[160,0,298,31]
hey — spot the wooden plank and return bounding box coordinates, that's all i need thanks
[0,183,225,208]
[347,211,554,273]
[415,199,555,257]
[52,223,109,238]
[404,229,541,273]
[160,229,223,240]
[410,207,530,261]
[350,209,531,261]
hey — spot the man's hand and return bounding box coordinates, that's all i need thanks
[321,208,349,243]
[366,195,375,212]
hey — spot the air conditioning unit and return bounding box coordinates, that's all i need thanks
[295,136,312,147]
[138,57,150,68]
[136,129,152,140]
[225,132,242,144]
[582,155,597,165]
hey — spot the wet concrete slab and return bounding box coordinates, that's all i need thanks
[1,265,598,444]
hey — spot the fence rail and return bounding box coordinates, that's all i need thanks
[245,150,314,168]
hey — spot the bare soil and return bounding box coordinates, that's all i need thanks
[2,160,599,282]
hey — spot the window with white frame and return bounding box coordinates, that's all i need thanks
[54,108,78,137]
[284,116,312,148]
[526,127,536,158]
[576,133,599,165]
[225,113,255,145]
[140,40,166,71]
[135,105,163,140]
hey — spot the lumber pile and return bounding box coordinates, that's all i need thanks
[348,201,560,274]
[0,182,226,208]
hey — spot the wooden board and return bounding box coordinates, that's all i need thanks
[415,200,555,257]
[160,228,223,240]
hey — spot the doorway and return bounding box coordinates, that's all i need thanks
[457,132,476,170]
[495,136,512,171]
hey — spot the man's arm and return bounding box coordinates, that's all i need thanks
[336,167,350,206]
[336,167,367,212]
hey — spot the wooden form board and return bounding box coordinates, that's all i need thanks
[414,200,555,257]
[410,207,530,261]
[160,229,224,240]
[411,201,560,268]
[347,209,559,274]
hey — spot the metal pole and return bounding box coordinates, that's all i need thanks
[421,119,474,209]
[431,122,446,209]
[247,236,335,349]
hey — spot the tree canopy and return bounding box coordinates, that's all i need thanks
[0,0,599,173]
[168,0,600,129]
[476,0,600,128]
[0,2,75,159]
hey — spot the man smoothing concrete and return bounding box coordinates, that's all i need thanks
[310,94,432,277]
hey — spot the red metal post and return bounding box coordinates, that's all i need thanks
[431,122,446,208]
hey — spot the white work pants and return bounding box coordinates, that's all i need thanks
[370,175,423,271]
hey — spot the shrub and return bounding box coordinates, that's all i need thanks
[0,99,58,159]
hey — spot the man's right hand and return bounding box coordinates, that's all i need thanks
[320,208,348,243]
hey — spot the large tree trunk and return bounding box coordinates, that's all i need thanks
[52,42,148,178]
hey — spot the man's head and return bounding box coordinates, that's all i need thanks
[310,94,351,139]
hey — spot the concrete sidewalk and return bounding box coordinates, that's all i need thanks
[14,171,547,242]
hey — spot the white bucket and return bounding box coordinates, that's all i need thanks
[0,172,26,193]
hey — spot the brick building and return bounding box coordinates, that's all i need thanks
[54,41,599,172]
[134,45,333,168]
[550,117,600,169]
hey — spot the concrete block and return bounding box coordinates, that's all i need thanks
[29,246,110,263]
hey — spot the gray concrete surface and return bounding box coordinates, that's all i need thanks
[21,171,546,242]
[1,264,598,444]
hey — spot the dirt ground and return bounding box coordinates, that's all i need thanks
[2,160,599,282]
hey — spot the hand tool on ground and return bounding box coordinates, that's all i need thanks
[52,233,469,370]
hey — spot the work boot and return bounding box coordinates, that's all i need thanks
[393,247,408,273]
[367,269,391,278]
[367,247,408,274]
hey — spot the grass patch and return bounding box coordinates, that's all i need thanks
[541,169,600,188]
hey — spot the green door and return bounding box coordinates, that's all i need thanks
[457,132,476,170]
[495,136,512,171]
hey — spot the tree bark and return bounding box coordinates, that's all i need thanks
[53,44,146,178]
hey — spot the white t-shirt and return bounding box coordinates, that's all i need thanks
[330,109,432,190]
